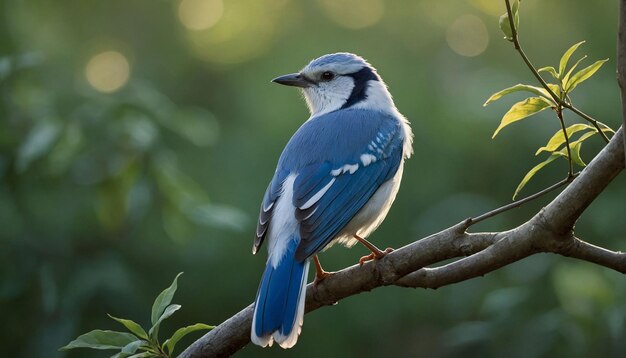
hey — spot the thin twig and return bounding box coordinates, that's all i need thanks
[617,0,626,162]
[504,0,610,143]
[467,172,579,226]
[557,108,574,177]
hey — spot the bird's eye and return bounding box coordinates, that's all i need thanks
[320,71,335,81]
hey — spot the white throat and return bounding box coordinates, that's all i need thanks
[302,78,396,118]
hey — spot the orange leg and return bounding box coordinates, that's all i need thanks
[354,235,394,266]
[313,255,332,284]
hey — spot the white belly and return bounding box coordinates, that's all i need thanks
[330,160,405,248]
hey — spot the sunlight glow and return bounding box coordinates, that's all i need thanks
[317,0,384,29]
[85,51,130,93]
[178,0,224,31]
[184,0,284,64]
[446,14,489,57]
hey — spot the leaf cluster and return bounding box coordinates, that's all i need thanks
[485,38,612,198]
[60,273,213,358]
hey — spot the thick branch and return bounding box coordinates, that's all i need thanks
[180,129,624,358]
[618,0,626,163]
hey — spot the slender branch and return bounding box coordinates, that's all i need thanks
[467,172,578,226]
[546,236,626,273]
[557,108,574,177]
[618,0,626,162]
[563,104,611,142]
[504,0,611,143]
[179,128,625,358]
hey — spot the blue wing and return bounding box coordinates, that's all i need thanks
[287,110,405,261]
[254,109,406,258]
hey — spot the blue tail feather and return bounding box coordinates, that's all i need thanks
[252,236,308,347]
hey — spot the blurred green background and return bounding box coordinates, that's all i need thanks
[1,0,625,357]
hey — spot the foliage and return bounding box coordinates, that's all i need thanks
[60,273,213,357]
[484,1,614,199]
[1,1,624,358]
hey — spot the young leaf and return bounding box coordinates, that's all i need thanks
[558,41,585,77]
[513,153,565,199]
[151,272,183,326]
[561,55,587,88]
[59,330,137,351]
[149,304,182,339]
[546,83,561,99]
[108,314,149,340]
[164,323,214,355]
[498,0,519,41]
[483,84,552,106]
[512,0,520,29]
[110,340,148,358]
[568,141,586,167]
[538,66,559,80]
[535,124,594,155]
[499,13,513,41]
[564,59,609,92]
[492,97,552,138]
[126,352,156,358]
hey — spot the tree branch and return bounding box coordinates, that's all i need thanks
[618,0,626,163]
[179,128,624,358]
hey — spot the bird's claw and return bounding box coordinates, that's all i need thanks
[358,247,394,266]
[313,270,334,286]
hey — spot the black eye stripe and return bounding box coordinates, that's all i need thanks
[341,67,379,109]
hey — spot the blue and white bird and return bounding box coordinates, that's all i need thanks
[251,53,413,348]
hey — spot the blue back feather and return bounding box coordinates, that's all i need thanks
[254,109,404,260]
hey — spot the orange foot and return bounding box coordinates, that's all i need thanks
[313,255,334,285]
[359,247,394,266]
[314,270,333,286]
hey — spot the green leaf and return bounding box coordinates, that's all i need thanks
[149,304,182,340]
[565,59,609,92]
[546,83,561,99]
[569,141,586,167]
[59,330,137,351]
[492,97,552,138]
[151,272,183,326]
[499,13,513,41]
[126,352,156,358]
[498,1,519,41]
[538,66,559,79]
[535,124,594,155]
[512,0,520,29]
[110,340,148,358]
[513,153,565,199]
[108,315,149,340]
[483,84,552,106]
[558,41,585,77]
[561,55,587,88]
[17,119,62,172]
[164,323,214,355]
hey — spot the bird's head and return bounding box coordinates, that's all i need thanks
[272,53,395,117]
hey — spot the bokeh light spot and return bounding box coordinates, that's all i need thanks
[446,14,489,57]
[317,0,384,29]
[184,0,281,64]
[85,51,130,93]
[178,0,224,31]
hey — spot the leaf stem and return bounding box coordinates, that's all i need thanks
[466,173,579,226]
[504,0,610,143]
[556,108,574,177]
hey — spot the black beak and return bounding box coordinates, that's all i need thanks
[271,73,313,88]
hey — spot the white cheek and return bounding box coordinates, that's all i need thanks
[303,77,354,118]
